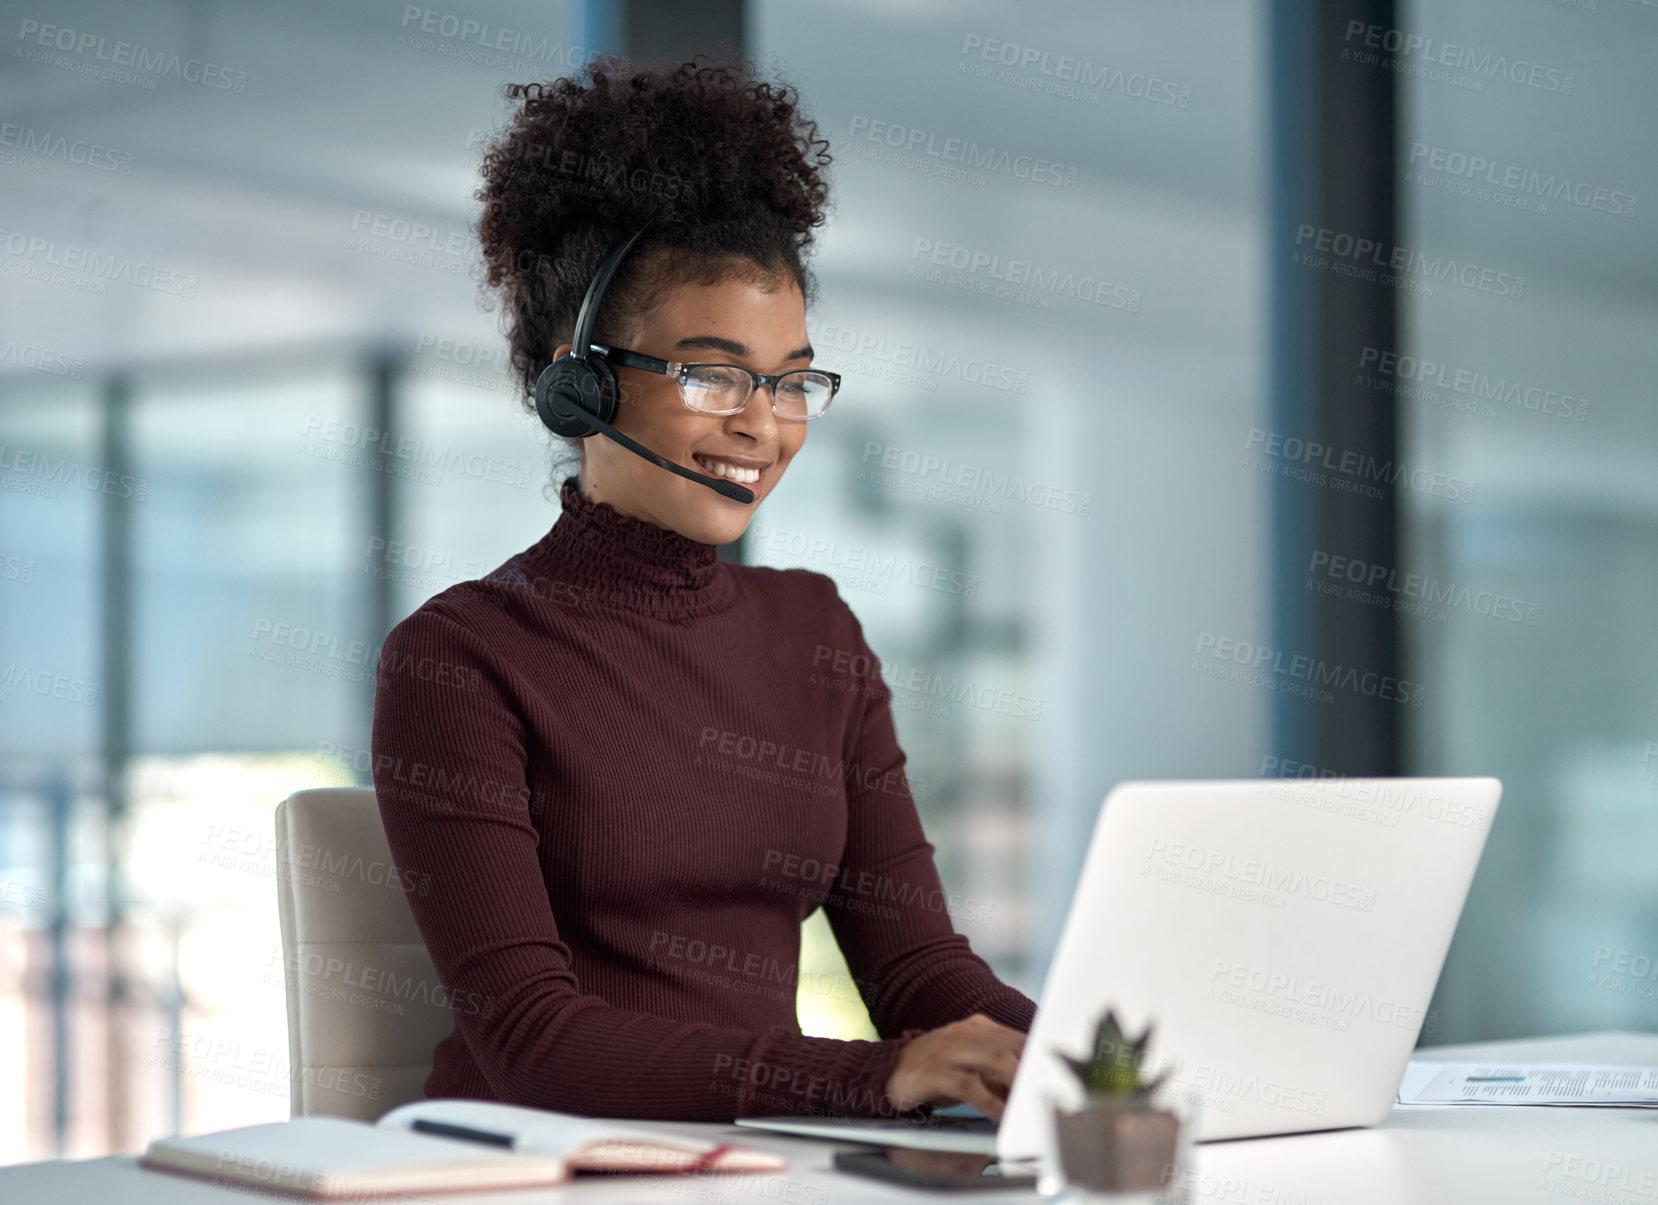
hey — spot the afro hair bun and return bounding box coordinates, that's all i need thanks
[474,53,835,408]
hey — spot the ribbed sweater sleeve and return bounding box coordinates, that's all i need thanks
[819,585,1038,1037]
[370,603,924,1121]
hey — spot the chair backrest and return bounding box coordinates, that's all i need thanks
[274,787,454,1119]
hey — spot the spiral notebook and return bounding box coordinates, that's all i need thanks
[139,1098,788,1199]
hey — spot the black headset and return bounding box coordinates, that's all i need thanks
[532,222,756,505]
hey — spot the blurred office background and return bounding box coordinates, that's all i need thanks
[1,0,1654,1165]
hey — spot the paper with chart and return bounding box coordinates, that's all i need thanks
[1398,1063,1658,1107]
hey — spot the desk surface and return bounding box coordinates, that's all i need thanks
[3,1032,1655,1204]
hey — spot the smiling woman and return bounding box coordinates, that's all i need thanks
[473,53,839,545]
[539,261,829,543]
[368,53,1035,1125]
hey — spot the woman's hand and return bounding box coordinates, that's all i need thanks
[884,1013,1027,1120]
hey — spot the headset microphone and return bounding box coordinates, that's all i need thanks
[535,383,755,504]
[532,221,756,506]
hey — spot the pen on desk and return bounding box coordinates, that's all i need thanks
[410,1119,518,1148]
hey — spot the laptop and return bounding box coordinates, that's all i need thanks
[737,776,1501,1169]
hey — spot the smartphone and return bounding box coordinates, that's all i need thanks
[832,1148,1039,1191]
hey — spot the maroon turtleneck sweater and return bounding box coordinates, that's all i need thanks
[369,475,1035,1121]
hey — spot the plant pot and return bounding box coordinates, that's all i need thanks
[1051,1098,1181,1195]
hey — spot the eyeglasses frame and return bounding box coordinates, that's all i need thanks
[587,341,841,421]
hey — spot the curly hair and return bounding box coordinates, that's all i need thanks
[474,54,835,461]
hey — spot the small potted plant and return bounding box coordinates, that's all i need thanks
[1050,1009,1183,1197]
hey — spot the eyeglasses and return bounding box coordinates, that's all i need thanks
[589,342,840,421]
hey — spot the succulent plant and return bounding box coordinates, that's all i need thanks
[1055,1008,1170,1103]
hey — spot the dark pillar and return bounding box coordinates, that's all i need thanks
[366,349,400,648]
[99,373,134,1151]
[1267,0,1402,775]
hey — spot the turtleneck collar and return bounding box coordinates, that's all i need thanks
[520,476,736,621]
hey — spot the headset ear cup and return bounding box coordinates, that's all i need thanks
[587,357,620,426]
[534,359,597,439]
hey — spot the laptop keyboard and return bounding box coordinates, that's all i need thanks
[918,1113,996,1132]
[855,1112,995,1132]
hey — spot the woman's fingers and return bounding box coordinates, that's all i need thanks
[945,1069,1010,1122]
[956,1043,1022,1092]
[886,1014,1029,1120]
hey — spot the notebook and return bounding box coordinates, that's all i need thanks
[139,1099,788,1199]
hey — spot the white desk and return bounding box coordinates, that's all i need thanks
[2,1032,1654,1204]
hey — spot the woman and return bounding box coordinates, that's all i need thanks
[370,54,1033,1122]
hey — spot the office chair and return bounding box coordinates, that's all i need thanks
[273,787,456,1120]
